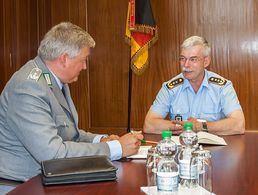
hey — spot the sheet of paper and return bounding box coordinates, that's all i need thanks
[141,185,216,195]
[127,146,152,159]
[171,136,181,145]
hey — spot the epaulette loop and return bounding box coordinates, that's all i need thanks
[166,78,184,89]
[208,77,227,86]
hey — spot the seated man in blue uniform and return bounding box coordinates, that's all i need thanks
[0,22,143,185]
[143,36,245,135]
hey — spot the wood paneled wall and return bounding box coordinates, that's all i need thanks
[1,0,258,134]
[87,1,130,134]
[0,0,39,91]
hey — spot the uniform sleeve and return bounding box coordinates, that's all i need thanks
[221,81,242,116]
[6,80,112,163]
[150,83,172,118]
[76,129,102,142]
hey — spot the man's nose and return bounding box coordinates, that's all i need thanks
[183,58,191,67]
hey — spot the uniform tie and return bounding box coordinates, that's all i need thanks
[61,86,66,98]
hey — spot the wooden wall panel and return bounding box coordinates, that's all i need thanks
[87,0,129,134]
[14,0,39,69]
[0,0,14,91]
[0,0,38,91]
[0,0,3,90]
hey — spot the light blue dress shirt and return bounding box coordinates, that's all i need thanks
[93,135,122,160]
[51,71,122,160]
[150,70,242,121]
[0,185,16,194]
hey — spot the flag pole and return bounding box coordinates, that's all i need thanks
[127,58,132,132]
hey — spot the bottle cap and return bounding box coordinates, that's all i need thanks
[161,130,172,138]
[184,122,193,131]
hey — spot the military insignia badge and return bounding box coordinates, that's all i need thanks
[208,77,227,86]
[43,73,52,86]
[166,78,184,89]
[27,68,42,81]
[175,114,183,121]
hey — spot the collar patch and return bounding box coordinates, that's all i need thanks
[43,73,52,86]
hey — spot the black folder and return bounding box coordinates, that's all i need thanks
[41,155,117,185]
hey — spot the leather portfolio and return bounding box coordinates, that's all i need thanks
[41,155,117,185]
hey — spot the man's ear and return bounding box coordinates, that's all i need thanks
[204,56,211,68]
[58,53,68,68]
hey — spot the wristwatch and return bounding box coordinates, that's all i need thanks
[202,122,208,132]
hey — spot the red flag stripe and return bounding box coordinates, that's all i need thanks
[131,32,153,47]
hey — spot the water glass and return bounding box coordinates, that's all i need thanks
[191,146,213,193]
[146,146,160,186]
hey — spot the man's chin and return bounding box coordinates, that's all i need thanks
[68,77,78,83]
[183,72,193,79]
[72,77,78,82]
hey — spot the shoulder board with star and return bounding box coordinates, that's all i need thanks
[166,78,184,89]
[208,77,227,86]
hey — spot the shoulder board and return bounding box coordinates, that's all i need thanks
[208,77,227,86]
[166,78,184,89]
[27,67,42,81]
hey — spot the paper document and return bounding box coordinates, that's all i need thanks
[141,185,216,195]
[127,146,152,159]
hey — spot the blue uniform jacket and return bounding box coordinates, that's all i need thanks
[150,70,242,121]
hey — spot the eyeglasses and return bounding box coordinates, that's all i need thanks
[179,56,204,65]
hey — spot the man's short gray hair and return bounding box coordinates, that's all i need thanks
[38,22,96,60]
[181,36,211,57]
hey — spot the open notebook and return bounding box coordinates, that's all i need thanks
[171,131,227,146]
[196,131,227,145]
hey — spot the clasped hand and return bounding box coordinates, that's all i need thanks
[172,117,203,132]
[101,133,143,157]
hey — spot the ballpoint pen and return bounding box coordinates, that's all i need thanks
[140,139,158,144]
[129,129,158,144]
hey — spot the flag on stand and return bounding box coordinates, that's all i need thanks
[125,0,158,75]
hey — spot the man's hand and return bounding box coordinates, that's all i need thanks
[173,117,203,132]
[118,133,143,157]
[170,120,184,135]
[187,117,203,132]
[100,134,120,142]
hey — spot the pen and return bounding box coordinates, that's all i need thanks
[140,139,158,144]
[130,129,158,144]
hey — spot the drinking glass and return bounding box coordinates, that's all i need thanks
[191,145,212,193]
[146,146,160,186]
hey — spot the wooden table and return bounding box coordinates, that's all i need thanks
[8,132,258,195]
